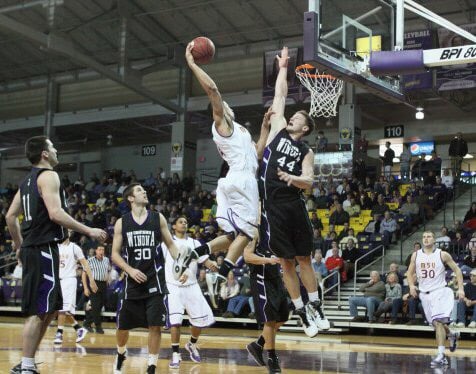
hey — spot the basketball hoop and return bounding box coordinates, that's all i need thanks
[295,64,344,118]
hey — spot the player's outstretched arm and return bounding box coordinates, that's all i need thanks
[5,191,23,250]
[111,218,146,284]
[38,170,107,242]
[243,238,280,266]
[277,149,315,190]
[185,42,232,137]
[256,107,274,160]
[268,46,289,142]
[160,213,180,260]
[442,251,465,300]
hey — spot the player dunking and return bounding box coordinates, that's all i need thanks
[163,216,217,369]
[259,46,329,337]
[111,183,185,374]
[244,230,288,373]
[175,41,267,284]
[407,231,464,368]
[6,136,107,374]
[54,229,97,345]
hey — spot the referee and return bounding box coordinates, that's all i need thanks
[82,245,111,334]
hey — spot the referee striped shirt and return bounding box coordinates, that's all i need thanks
[87,256,111,282]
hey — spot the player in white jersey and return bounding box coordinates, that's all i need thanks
[179,41,271,288]
[407,231,464,368]
[163,216,217,369]
[54,230,97,345]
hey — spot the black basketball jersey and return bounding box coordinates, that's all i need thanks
[259,129,311,201]
[121,211,167,299]
[20,167,67,247]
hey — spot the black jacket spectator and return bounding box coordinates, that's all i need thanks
[329,204,350,225]
[449,135,468,158]
[464,203,476,223]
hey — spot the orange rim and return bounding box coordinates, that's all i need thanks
[295,64,336,80]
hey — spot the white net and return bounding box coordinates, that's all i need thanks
[295,64,344,118]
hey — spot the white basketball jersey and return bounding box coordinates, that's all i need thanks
[415,247,447,293]
[212,120,258,174]
[59,242,84,279]
[163,236,204,286]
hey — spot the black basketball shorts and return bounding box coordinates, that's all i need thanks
[116,293,168,330]
[251,275,289,324]
[262,197,314,259]
[21,243,63,317]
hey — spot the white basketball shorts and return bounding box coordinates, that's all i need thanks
[60,277,77,314]
[166,282,215,328]
[420,287,454,325]
[216,171,259,239]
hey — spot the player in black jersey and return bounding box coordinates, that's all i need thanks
[244,230,288,374]
[258,47,329,338]
[6,136,107,374]
[111,183,184,374]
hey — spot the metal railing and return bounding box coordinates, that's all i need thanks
[321,270,341,308]
[353,244,385,296]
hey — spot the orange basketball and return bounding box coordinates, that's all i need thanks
[191,37,215,64]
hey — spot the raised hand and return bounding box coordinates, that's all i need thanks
[276,46,289,69]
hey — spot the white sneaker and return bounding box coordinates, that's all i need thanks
[468,321,476,328]
[307,300,330,330]
[430,353,448,368]
[456,322,465,328]
[53,332,63,345]
[76,327,88,343]
[169,352,181,369]
[294,306,318,337]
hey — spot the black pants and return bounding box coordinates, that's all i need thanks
[85,281,107,328]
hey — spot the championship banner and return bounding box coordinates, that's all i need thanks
[403,29,433,91]
[436,23,476,91]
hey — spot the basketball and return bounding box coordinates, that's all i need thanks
[191,36,215,64]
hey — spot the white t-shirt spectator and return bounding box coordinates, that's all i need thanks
[442,175,454,189]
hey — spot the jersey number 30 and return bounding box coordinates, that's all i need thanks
[421,269,435,278]
[277,156,295,172]
[134,248,151,261]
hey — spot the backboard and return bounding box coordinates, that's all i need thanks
[303,0,405,103]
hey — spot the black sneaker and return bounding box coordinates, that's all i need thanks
[10,363,21,374]
[146,364,156,373]
[246,341,265,366]
[95,327,105,334]
[267,355,282,373]
[11,363,40,374]
[294,306,318,337]
[113,350,127,373]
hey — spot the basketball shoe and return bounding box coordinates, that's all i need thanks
[448,330,460,352]
[307,300,330,330]
[267,355,282,373]
[185,342,201,363]
[294,306,318,337]
[169,352,182,369]
[430,353,448,368]
[53,332,63,344]
[76,327,88,343]
[172,246,198,280]
[113,349,127,374]
[246,341,265,366]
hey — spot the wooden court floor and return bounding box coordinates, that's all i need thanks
[0,321,475,373]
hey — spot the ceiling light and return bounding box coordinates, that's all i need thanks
[415,107,424,120]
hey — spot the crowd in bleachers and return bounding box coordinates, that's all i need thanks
[1,165,475,329]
